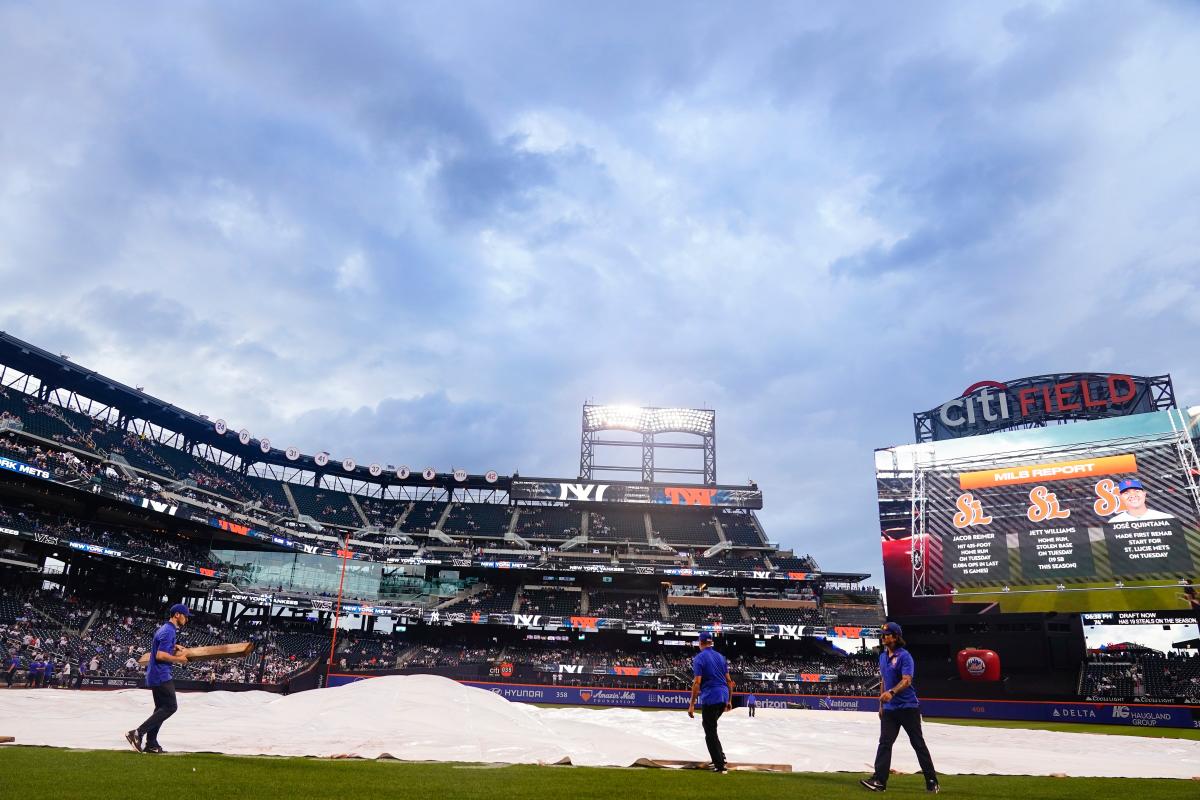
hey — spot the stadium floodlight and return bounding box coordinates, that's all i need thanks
[583,404,715,435]
[581,403,718,483]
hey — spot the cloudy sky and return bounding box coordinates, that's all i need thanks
[2,1,1199,577]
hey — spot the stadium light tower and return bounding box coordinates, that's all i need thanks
[579,403,716,484]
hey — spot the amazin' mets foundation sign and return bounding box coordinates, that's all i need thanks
[913,373,1174,442]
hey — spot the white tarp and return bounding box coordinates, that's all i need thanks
[0,675,1196,778]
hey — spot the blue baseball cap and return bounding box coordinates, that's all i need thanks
[1117,478,1145,493]
[169,603,192,618]
[881,621,903,637]
[698,631,714,642]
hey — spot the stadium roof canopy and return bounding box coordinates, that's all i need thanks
[0,331,511,491]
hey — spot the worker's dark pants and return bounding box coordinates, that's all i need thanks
[700,703,727,769]
[747,704,755,717]
[872,707,937,786]
[137,681,178,745]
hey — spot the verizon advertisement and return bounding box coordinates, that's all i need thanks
[510,479,763,509]
[878,411,1200,616]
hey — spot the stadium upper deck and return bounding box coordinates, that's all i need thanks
[0,331,881,637]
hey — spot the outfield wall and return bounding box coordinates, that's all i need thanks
[325,673,1200,729]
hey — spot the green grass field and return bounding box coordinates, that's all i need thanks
[1,747,1196,800]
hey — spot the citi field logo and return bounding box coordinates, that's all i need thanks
[936,375,1139,432]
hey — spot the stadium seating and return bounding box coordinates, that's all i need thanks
[718,511,767,546]
[694,554,769,571]
[287,483,362,528]
[513,506,582,540]
[442,503,513,537]
[357,496,407,529]
[649,509,721,547]
[587,509,648,543]
[747,606,824,626]
[518,588,581,617]
[401,502,447,533]
[770,555,818,571]
[588,591,663,622]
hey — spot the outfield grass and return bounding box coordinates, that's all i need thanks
[0,747,1196,800]
[926,717,1200,740]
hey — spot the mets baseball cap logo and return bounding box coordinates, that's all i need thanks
[1116,478,1144,492]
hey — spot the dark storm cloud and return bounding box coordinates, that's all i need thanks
[1,1,1198,582]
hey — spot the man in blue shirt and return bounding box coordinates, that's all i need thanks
[745,692,757,718]
[126,604,191,754]
[687,631,734,773]
[861,622,939,793]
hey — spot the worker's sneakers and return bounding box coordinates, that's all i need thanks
[860,777,886,791]
[927,780,941,793]
[144,744,166,754]
[124,730,143,753]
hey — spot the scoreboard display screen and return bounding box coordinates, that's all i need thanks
[878,410,1200,615]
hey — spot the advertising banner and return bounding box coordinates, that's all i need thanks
[0,454,52,481]
[510,479,763,509]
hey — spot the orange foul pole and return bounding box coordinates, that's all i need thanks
[327,545,351,671]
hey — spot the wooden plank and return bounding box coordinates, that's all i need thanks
[137,642,254,667]
[634,758,792,773]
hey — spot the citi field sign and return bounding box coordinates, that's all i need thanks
[913,373,1174,442]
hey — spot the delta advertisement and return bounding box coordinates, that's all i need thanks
[878,410,1200,615]
[323,675,1199,728]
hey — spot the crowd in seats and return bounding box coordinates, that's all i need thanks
[718,511,767,547]
[406,645,492,668]
[442,503,512,537]
[357,497,408,530]
[588,591,663,621]
[588,509,648,543]
[0,501,223,572]
[1083,651,1200,701]
[669,604,735,626]
[401,502,446,533]
[650,510,721,547]
[0,588,325,686]
[287,483,361,528]
[517,588,580,617]
[747,607,825,626]
[513,507,582,540]
[334,634,399,670]
[440,586,517,614]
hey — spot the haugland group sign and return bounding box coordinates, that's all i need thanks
[914,373,1174,442]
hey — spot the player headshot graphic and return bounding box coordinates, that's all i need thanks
[1107,479,1175,523]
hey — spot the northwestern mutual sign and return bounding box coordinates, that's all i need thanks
[914,373,1174,442]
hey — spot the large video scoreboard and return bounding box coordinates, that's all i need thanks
[878,410,1200,615]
